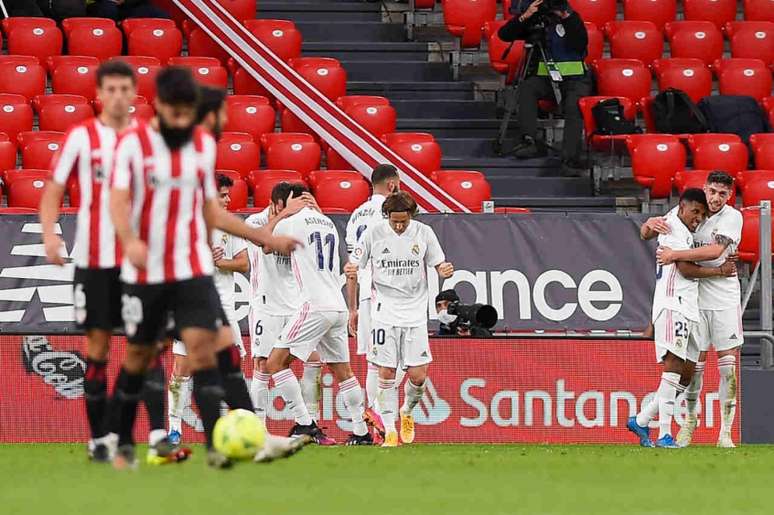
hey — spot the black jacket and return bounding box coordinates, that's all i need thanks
[498,11,587,55]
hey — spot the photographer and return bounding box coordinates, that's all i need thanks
[498,0,592,176]
[435,290,496,338]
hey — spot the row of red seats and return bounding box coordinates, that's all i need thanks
[443,0,774,48]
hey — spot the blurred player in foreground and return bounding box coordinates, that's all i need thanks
[266,187,373,445]
[345,164,401,442]
[642,171,743,448]
[346,191,454,447]
[40,61,145,463]
[628,189,736,448]
[109,68,299,469]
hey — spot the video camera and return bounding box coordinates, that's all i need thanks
[447,301,498,331]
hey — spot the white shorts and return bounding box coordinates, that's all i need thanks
[695,307,745,353]
[250,309,293,360]
[356,298,372,356]
[369,320,432,369]
[275,306,349,364]
[172,318,245,358]
[654,309,700,363]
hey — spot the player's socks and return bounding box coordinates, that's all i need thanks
[273,369,313,426]
[365,363,379,410]
[168,375,191,434]
[111,368,146,447]
[192,367,226,449]
[718,355,737,437]
[635,397,658,428]
[216,346,253,411]
[301,360,322,421]
[394,366,407,390]
[377,378,397,433]
[401,379,426,414]
[685,361,705,418]
[250,371,271,423]
[339,376,368,436]
[143,356,166,434]
[657,372,684,439]
[84,358,108,440]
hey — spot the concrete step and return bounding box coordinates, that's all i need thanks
[492,196,617,212]
[488,177,593,197]
[392,99,495,119]
[347,81,474,101]
[303,41,429,62]
[398,118,516,138]
[260,1,381,22]
[295,22,406,42]
[437,137,512,157]
[342,61,453,81]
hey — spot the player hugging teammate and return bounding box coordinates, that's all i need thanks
[631,172,742,448]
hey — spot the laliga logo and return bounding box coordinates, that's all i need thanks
[21,335,85,399]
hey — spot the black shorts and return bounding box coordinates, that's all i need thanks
[122,276,223,345]
[73,267,123,331]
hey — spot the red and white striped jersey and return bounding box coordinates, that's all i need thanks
[52,118,123,269]
[111,122,218,285]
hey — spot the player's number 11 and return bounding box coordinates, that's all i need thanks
[310,231,336,271]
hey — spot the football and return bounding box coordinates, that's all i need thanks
[213,409,266,460]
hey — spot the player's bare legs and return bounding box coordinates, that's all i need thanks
[630,352,687,448]
[83,330,112,461]
[168,350,192,444]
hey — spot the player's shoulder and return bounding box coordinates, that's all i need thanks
[246,208,270,227]
[723,204,743,223]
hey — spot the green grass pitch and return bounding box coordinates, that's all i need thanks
[2,444,774,515]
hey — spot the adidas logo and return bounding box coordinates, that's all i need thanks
[421,351,428,357]
[730,334,738,340]
[381,248,391,254]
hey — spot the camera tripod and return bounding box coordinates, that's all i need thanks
[493,41,564,157]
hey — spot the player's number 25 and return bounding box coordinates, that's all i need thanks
[310,231,336,272]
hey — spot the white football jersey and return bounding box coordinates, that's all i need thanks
[652,210,700,322]
[246,209,300,316]
[211,228,247,316]
[345,194,386,301]
[694,204,742,311]
[350,219,445,327]
[273,207,347,312]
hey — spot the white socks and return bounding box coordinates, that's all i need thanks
[168,375,191,434]
[657,372,685,439]
[339,377,368,436]
[718,355,737,435]
[401,379,425,415]
[365,363,379,410]
[273,369,313,426]
[250,370,271,423]
[378,378,397,433]
[684,361,705,418]
[301,361,322,422]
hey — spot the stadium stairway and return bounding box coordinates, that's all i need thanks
[262,0,617,211]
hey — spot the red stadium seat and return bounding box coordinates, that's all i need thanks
[167,56,221,68]
[249,169,305,208]
[344,104,397,138]
[578,96,637,151]
[714,58,773,102]
[325,147,352,170]
[739,169,774,189]
[307,169,361,189]
[214,170,249,211]
[51,57,100,100]
[0,62,45,100]
[266,140,321,179]
[224,96,276,142]
[128,26,183,64]
[750,134,774,169]
[335,96,391,111]
[7,171,50,208]
[434,170,492,212]
[664,21,724,66]
[314,176,370,212]
[604,21,663,66]
[260,132,314,153]
[388,139,442,176]
[627,134,686,198]
[652,58,713,102]
[17,130,64,149]
[120,17,177,36]
[742,177,774,207]
[442,0,497,48]
[216,0,257,22]
[220,132,254,144]
[622,0,676,31]
[689,136,749,180]
[188,28,230,65]
[0,141,16,174]
[585,22,604,65]
[61,18,115,37]
[674,170,737,205]
[593,59,652,104]
[128,103,156,121]
[744,0,774,22]
[569,0,616,28]
[0,95,33,143]
[726,22,774,64]
[683,0,736,30]
[291,58,347,102]
[32,93,88,114]
[39,102,93,132]
[738,208,774,263]
[67,25,122,61]
[243,20,303,62]
[46,54,98,73]
[22,133,65,170]
[2,17,56,33]
[7,24,62,62]
[280,108,317,138]
[484,20,523,80]
[381,132,436,146]
[123,61,160,102]
[216,139,260,178]
[0,55,40,68]
[189,64,229,88]
[233,67,274,99]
